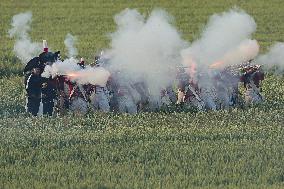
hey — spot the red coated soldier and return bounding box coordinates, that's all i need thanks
[240,65,265,104]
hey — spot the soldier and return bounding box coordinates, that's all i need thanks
[184,79,205,111]
[198,73,218,111]
[240,65,264,104]
[38,40,61,116]
[67,60,89,115]
[213,73,231,110]
[41,78,57,116]
[25,67,44,116]
[176,67,189,106]
[131,81,149,112]
[78,57,86,69]
[114,73,137,114]
[165,86,176,103]
[54,75,70,115]
[89,84,110,113]
[83,58,111,113]
[176,88,186,105]
[107,75,119,112]
[69,83,89,115]
[160,89,172,109]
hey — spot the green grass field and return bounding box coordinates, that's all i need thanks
[1,0,284,188]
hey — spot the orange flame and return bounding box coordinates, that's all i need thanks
[209,61,224,69]
[66,72,80,78]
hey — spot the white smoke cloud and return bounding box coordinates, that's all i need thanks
[108,8,186,98]
[72,67,111,87]
[42,58,110,87]
[181,9,259,74]
[8,11,32,38]
[41,58,80,78]
[219,39,259,67]
[8,11,41,63]
[64,33,78,58]
[257,42,284,72]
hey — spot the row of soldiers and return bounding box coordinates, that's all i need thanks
[176,63,265,111]
[24,41,265,116]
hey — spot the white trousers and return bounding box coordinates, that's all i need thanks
[245,88,263,104]
[117,95,137,114]
[90,90,110,113]
[70,97,88,115]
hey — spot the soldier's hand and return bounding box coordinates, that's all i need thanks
[42,83,48,88]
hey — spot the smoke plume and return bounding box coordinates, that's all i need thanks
[42,58,110,87]
[71,67,111,87]
[181,9,259,77]
[179,9,260,110]
[41,58,81,78]
[8,11,41,63]
[108,9,186,99]
[64,33,78,58]
[257,42,284,73]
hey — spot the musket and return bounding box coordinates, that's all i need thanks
[187,85,202,102]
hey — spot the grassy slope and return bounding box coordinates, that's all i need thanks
[1,0,284,188]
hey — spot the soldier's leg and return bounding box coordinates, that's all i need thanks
[70,97,88,115]
[245,89,253,105]
[27,97,40,116]
[92,97,99,111]
[190,98,203,111]
[166,87,176,103]
[254,88,263,103]
[70,98,80,113]
[219,93,230,109]
[204,96,217,111]
[118,97,127,113]
[57,92,67,114]
[98,92,110,112]
[125,96,137,114]
[80,100,88,115]
[109,96,118,112]
[149,100,159,112]
[161,95,171,106]
[90,92,99,112]
[43,100,54,116]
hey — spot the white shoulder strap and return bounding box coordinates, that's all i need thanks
[25,74,33,90]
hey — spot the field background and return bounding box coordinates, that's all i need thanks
[1,0,284,188]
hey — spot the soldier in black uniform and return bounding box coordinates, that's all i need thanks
[24,40,61,116]
[25,67,44,116]
[38,40,61,116]
[41,78,57,116]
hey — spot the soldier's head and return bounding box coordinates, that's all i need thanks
[77,57,85,69]
[54,51,61,61]
[94,55,100,64]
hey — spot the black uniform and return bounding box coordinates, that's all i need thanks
[25,73,44,116]
[41,78,57,116]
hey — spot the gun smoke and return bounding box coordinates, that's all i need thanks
[180,9,260,109]
[8,11,41,63]
[181,9,259,75]
[107,8,186,99]
[257,42,284,73]
[42,58,110,87]
[64,33,78,58]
